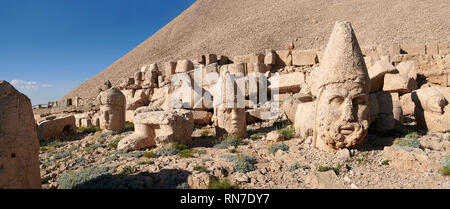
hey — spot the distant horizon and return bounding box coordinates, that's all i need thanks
[0,0,196,105]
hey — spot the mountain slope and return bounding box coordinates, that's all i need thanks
[64,0,450,100]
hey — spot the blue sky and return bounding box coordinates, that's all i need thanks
[0,0,196,105]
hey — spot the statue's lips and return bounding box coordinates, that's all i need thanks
[339,125,354,135]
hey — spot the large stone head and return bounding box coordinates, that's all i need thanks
[310,21,370,152]
[213,70,247,138]
[96,88,126,132]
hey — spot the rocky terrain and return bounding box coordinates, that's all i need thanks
[39,120,450,189]
[64,0,450,100]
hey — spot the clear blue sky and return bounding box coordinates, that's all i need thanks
[0,0,196,105]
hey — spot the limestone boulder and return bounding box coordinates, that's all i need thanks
[292,49,318,66]
[275,50,292,66]
[37,115,77,140]
[294,102,315,139]
[373,92,403,133]
[383,73,416,94]
[175,59,194,73]
[0,80,41,189]
[264,50,276,65]
[192,111,213,126]
[281,93,313,123]
[268,72,305,94]
[382,146,441,172]
[368,59,397,92]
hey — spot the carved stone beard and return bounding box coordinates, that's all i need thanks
[317,115,369,149]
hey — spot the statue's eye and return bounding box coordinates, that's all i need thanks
[353,95,367,105]
[329,96,344,105]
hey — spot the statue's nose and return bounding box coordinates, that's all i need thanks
[342,100,355,122]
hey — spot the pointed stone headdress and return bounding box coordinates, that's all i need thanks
[311,21,370,97]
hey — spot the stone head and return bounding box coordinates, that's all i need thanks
[97,88,126,132]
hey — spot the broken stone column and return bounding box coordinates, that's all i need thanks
[310,21,371,152]
[96,88,126,132]
[0,80,41,189]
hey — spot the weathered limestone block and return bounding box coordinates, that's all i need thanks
[294,102,315,139]
[292,49,318,66]
[81,118,93,128]
[134,71,143,86]
[373,92,403,133]
[396,61,418,84]
[304,170,344,189]
[175,59,194,73]
[250,62,266,74]
[275,50,292,66]
[205,54,217,65]
[368,59,397,92]
[282,93,313,123]
[165,61,177,78]
[264,50,276,65]
[37,115,77,140]
[138,108,194,145]
[399,93,415,116]
[268,72,304,94]
[193,110,213,126]
[0,80,41,189]
[382,146,441,172]
[310,21,370,152]
[97,88,126,132]
[383,73,416,94]
[422,69,449,86]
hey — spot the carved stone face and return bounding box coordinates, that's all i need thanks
[214,108,246,138]
[315,82,369,151]
[97,88,126,132]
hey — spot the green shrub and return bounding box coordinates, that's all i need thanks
[193,149,207,155]
[381,160,390,165]
[250,133,265,141]
[178,149,194,158]
[273,120,291,130]
[394,136,421,151]
[41,177,49,184]
[268,143,289,155]
[119,166,138,176]
[57,166,116,189]
[441,156,450,176]
[54,146,78,160]
[214,134,246,149]
[143,152,158,158]
[317,164,343,175]
[222,154,257,173]
[208,178,238,189]
[172,143,188,151]
[287,163,310,172]
[139,160,154,165]
[88,143,106,150]
[125,122,134,132]
[279,128,295,140]
[229,148,239,153]
[103,155,119,163]
[101,131,119,138]
[154,147,179,156]
[78,126,100,134]
[74,157,88,166]
[121,151,146,158]
[176,182,190,189]
[201,130,210,137]
[108,138,121,149]
[193,165,209,173]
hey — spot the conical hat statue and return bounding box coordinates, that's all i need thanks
[311,21,370,97]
